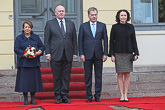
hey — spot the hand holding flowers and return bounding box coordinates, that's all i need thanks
[35,50,42,57]
[23,46,42,58]
[24,46,36,58]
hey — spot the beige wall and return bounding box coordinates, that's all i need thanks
[83,0,131,67]
[134,31,165,66]
[0,0,14,69]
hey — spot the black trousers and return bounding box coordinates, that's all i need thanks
[51,50,72,100]
[84,53,103,99]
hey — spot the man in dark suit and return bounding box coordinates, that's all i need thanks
[44,5,77,104]
[78,7,108,102]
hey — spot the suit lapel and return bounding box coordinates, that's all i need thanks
[87,21,93,38]
[95,22,100,38]
[53,18,64,37]
[65,19,69,37]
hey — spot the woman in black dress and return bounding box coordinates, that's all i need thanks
[109,9,139,102]
[14,21,44,105]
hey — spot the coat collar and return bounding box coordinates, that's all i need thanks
[21,30,36,41]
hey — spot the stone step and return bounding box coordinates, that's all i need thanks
[103,66,165,73]
[41,61,83,68]
[93,81,165,93]
[100,90,165,99]
[100,72,165,83]
[1,81,164,96]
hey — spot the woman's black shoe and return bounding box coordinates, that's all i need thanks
[55,99,61,104]
[120,100,125,102]
[124,99,129,102]
[24,102,29,105]
[87,98,92,102]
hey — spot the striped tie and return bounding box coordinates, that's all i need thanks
[60,20,65,36]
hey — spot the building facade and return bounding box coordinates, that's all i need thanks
[0,0,165,102]
[0,0,165,69]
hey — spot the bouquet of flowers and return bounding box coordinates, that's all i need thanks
[24,46,36,58]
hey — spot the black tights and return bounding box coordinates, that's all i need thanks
[23,92,35,103]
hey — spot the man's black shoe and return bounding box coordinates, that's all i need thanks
[95,98,101,102]
[87,98,92,102]
[62,99,71,104]
[55,99,61,104]
[30,101,37,105]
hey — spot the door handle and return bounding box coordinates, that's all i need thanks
[32,8,47,18]
[49,8,55,15]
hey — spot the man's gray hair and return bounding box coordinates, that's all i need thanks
[55,5,65,12]
[88,7,98,15]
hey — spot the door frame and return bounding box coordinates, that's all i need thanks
[13,0,83,67]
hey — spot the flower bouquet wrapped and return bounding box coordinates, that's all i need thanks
[24,46,36,58]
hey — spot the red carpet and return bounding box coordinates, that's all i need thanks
[42,105,114,110]
[36,67,86,100]
[0,96,165,110]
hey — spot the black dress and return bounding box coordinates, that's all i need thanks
[14,31,44,92]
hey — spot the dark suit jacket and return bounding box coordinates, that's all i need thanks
[109,23,139,56]
[14,31,44,67]
[44,18,78,61]
[78,21,108,59]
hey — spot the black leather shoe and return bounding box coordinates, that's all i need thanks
[124,99,129,102]
[62,99,71,104]
[120,100,125,102]
[95,98,101,102]
[30,101,37,105]
[87,98,92,102]
[55,99,61,104]
[24,102,29,105]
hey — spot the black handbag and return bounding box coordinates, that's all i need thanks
[131,54,138,61]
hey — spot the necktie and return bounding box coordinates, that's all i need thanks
[92,23,96,38]
[60,20,65,36]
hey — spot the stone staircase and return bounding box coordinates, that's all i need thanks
[100,66,165,99]
[0,65,165,102]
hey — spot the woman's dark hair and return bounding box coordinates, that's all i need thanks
[22,20,33,29]
[115,9,130,23]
